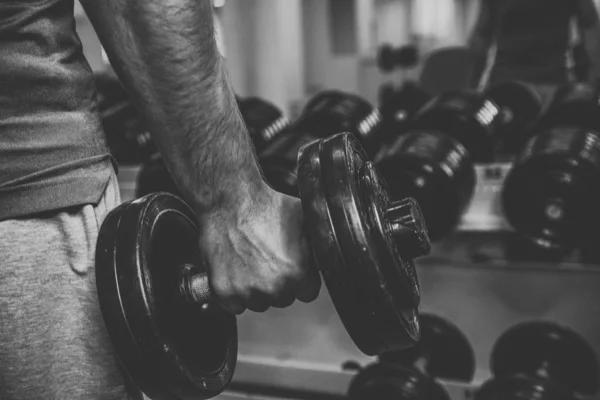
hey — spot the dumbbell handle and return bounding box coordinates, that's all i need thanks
[179,264,214,304]
[179,197,430,305]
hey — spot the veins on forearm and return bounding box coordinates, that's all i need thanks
[84,0,262,210]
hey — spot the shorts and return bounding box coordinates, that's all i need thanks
[0,169,142,400]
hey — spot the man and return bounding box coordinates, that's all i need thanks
[468,0,600,105]
[0,1,321,399]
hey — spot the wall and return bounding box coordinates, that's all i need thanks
[374,0,412,47]
[302,0,361,96]
[220,0,306,116]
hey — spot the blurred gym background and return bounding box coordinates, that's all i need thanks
[77,0,485,115]
[78,1,600,399]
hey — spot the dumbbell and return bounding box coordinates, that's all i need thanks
[135,96,290,198]
[259,90,382,196]
[485,80,544,155]
[502,81,600,257]
[374,89,503,240]
[378,44,420,73]
[96,132,431,400]
[347,314,475,400]
[475,321,599,400]
[237,96,290,153]
[378,81,432,145]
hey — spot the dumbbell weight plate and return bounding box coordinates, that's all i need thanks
[414,90,501,162]
[297,132,422,355]
[376,130,476,241]
[96,193,237,400]
[300,90,382,148]
[136,157,182,198]
[491,321,600,397]
[541,82,600,131]
[379,313,476,382]
[238,97,289,153]
[378,82,432,145]
[347,362,451,400]
[502,127,600,251]
[485,80,543,154]
[260,91,382,196]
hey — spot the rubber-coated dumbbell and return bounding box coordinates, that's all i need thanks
[136,96,289,198]
[378,44,420,73]
[378,81,432,146]
[502,81,600,257]
[485,80,544,155]
[347,314,475,400]
[259,90,382,196]
[237,96,290,153]
[374,89,504,240]
[96,132,431,400]
[475,321,599,400]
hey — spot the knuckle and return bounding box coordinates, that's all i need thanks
[211,277,233,299]
[285,259,309,282]
[232,281,253,301]
[262,276,286,297]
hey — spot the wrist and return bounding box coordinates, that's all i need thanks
[191,164,272,219]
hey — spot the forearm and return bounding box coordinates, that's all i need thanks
[81,0,266,214]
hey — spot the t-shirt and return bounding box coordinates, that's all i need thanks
[0,0,114,221]
[489,0,577,85]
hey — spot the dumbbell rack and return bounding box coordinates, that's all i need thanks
[116,164,600,400]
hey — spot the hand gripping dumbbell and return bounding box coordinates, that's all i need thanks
[347,314,475,400]
[484,80,544,155]
[475,321,600,400]
[95,132,431,400]
[259,90,383,196]
[136,95,290,198]
[502,81,600,257]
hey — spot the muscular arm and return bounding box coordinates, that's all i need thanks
[80,0,266,215]
[467,0,495,89]
[576,0,600,82]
